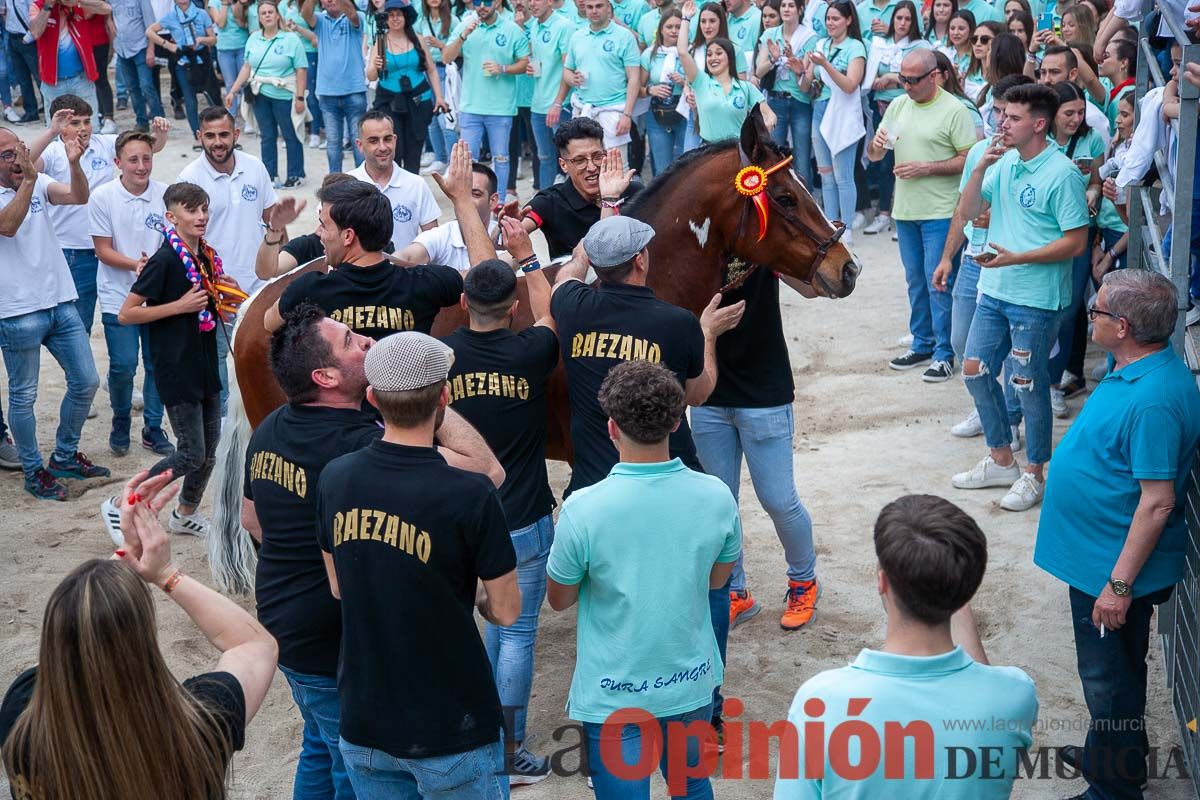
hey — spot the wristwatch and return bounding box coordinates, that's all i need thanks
[1109,577,1131,596]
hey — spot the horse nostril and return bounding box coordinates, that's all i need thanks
[841,261,859,288]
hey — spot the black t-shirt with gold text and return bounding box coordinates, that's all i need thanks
[440,325,559,530]
[704,269,795,408]
[316,441,516,759]
[550,280,705,496]
[243,403,382,676]
[279,261,462,339]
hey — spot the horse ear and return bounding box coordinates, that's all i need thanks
[739,105,773,163]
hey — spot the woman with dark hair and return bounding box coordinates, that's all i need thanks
[756,0,816,185]
[366,0,449,173]
[680,0,734,149]
[925,0,956,50]
[1,469,278,800]
[933,48,984,133]
[760,0,783,29]
[982,31,1026,101]
[963,19,1002,101]
[415,0,462,171]
[948,8,975,76]
[1007,9,1034,51]
[677,34,775,144]
[642,8,687,172]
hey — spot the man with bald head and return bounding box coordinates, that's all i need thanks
[868,49,980,382]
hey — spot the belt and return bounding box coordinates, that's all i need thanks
[768,91,793,99]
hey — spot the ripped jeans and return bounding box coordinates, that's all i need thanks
[961,293,1061,467]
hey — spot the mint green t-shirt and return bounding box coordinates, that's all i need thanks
[960,0,1000,21]
[527,12,574,113]
[209,0,249,51]
[639,43,682,97]
[758,25,817,103]
[1048,127,1106,177]
[774,648,1038,800]
[243,30,306,100]
[855,0,896,39]
[565,22,641,107]
[727,5,762,59]
[637,8,660,46]
[1105,81,1134,134]
[807,0,829,37]
[611,0,649,28]
[414,11,460,64]
[279,0,316,52]
[691,71,763,142]
[814,36,867,102]
[872,38,930,102]
[979,145,1091,310]
[958,137,990,243]
[546,459,742,724]
[450,15,531,115]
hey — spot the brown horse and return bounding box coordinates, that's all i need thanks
[207,111,858,593]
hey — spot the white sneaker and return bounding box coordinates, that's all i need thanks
[951,410,983,437]
[1187,306,1200,327]
[4,106,21,123]
[422,159,447,176]
[863,214,892,235]
[897,333,913,347]
[101,495,124,547]
[99,118,117,134]
[952,455,1022,489]
[850,211,867,230]
[1050,386,1068,418]
[1011,423,1023,453]
[243,120,256,136]
[307,133,321,149]
[891,229,899,241]
[1000,472,1044,511]
[169,509,210,537]
[132,387,144,412]
[421,151,434,168]
[87,401,98,419]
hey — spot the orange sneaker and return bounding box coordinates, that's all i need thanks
[781,579,820,630]
[729,590,761,629]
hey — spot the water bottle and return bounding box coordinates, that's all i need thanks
[967,223,988,258]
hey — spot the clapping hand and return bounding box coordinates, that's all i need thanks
[48,108,73,136]
[499,215,534,262]
[598,148,635,200]
[270,195,308,228]
[150,116,171,135]
[113,469,179,567]
[63,132,84,164]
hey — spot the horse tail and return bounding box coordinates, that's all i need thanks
[209,365,257,596]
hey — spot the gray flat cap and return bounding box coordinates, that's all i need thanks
[365,332,455,392]
[583,216,655,268]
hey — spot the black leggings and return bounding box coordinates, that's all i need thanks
[374,89,431,174]
[150,395,221,507]
[92,42,114,118]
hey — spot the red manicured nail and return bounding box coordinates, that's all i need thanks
[114,549,126,557]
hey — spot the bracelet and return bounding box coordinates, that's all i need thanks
[520,257,542,273]
[1107,249,1120,261]
[161,568,184,593]
[600,196,625,206]
[620,112,632,119]
[264,235,283,246]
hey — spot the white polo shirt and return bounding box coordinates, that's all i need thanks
[348,162,440,252]
[412,220,501,271]
[42,133,117,250]
[179,151,278,295]
[89,178,167,315]
[0,174,75,320]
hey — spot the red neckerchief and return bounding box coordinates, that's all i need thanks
[1109,77,1134,102]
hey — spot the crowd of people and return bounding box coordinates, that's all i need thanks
[0,0,1196,793]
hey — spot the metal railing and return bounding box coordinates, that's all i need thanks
[1128,10,1200,796]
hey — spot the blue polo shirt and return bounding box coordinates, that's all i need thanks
[313,10,365,96]
[527,11,574,114]
[1035,346,1200,598]
[855,0,896,39]
[565,22,640,107]
[978,143,1090,311]
[774,647,1038,799]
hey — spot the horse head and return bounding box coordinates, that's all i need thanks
[728,107,860,298]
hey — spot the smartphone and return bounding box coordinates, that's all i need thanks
[1037,11,1054,31]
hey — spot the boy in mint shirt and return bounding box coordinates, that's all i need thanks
[442,0,530,196]
[775,495,1037,800]
[548,360,740,800]
[527,0,574,188]
[952,83,1089,513]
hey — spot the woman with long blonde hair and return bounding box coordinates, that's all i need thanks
[1,470,277,800]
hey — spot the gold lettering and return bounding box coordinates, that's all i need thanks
[517,378,529,400]
[404,309,414,330]
[581,331,596,357]
[501,375,515,397]
[400,521,415,554]
[648,343,661,363]
[383,514,399,547]
[416,531,431,563]
[465,373,476,398]
[330,308,344,323]
[571,332,583,358]
[344,508,358,541]
[359,509,374,541]
[449,374,464,403]
[333,512,343,547]
[354,306,364,330]
[388,307,402,330]
[617,334,633,361]
[633,338,647,360]
[371,510,386,542]
[295,468,306,498]
[488,372,500,396]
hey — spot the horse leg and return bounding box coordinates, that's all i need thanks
[209,365,258,595]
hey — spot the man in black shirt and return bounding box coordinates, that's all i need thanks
[550,215,744,498]
[264,180,462,339]
[254,173,359,282]
[317,331,520,799]
[515,117,642,260]
[439,225,556,785]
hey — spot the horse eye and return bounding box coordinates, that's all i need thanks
[774,193,798,208]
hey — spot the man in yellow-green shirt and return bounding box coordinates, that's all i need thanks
[867,48,979,382]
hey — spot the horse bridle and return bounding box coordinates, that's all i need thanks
[722,153,848,294]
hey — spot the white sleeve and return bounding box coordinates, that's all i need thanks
[260,165,279,211]
[1116,88,1164,187]
[1111,0,1150,21]
[418,183,441,225]
[40,142,65,178]
[88,187,113,238]
[414,226,448,263]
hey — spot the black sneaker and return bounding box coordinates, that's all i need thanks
[889,350,933,370]
[47,452,111,480]
[921,359,954,383]
[142,427,176,456]
[282,176,304,188]
[25,468,68,501]
[110,419,131,456]
[116,97,129,111]
[506,746,550,786]
[173,103,186,120]
[713,716,725,754]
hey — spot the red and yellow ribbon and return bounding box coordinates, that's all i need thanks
[733,155,795,241]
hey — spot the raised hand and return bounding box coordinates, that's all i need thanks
[114,469,179,564]
[13,143,35,183]
[431,139,473,203]
[499,215,534,261]
[63,133,84,163]
[598,148,635,200]
[271,195,308,228]
[150,116,171,135]
[48,108,73,136]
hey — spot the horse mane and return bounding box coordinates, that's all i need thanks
[624,137,787,221]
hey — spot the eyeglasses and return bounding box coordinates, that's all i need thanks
[898,67,936,86]
[565,152,606,168]
[1087,299,1122,322]
[972,34,994,43]
[0,150,16,162]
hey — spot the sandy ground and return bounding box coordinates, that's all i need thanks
[0,104,1193,800]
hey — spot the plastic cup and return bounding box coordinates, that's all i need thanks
[530,58,542,76]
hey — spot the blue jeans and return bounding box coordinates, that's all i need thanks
[962,293,1061,466]
[1048,232,1095,384]
[811,98,857,224]
[216,48,244,122]
[42,74,99,127]
[459,112,513,198]
[117,49,165,127]
[707,579,729,721]
[683,115,703,152]
[305,50,323,133]
[0,30,12,107]
[63,248,98,335]
[319,92,367,172]
[691,404,816,588]
[101,313,163,432]
[254,94,306,180]
[426,64,459,163]
[767,94,813,190]
[1069,585,1173,800]
[483,514,554,745]
[7,36,39,120]
[530,111,564,189]
[172,59,202,134]
[215,316,232,416]
[0,302,99,474]
[340,736,509,800]
[583,703,714,800]
[897,218,955,363]
[280,666,356,800]
[952,254,1020,424]
[644,107,686,178]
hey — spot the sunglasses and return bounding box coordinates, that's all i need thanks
[1087,299,1122,322]
[898,67,936,86]
[972,34,994,43]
